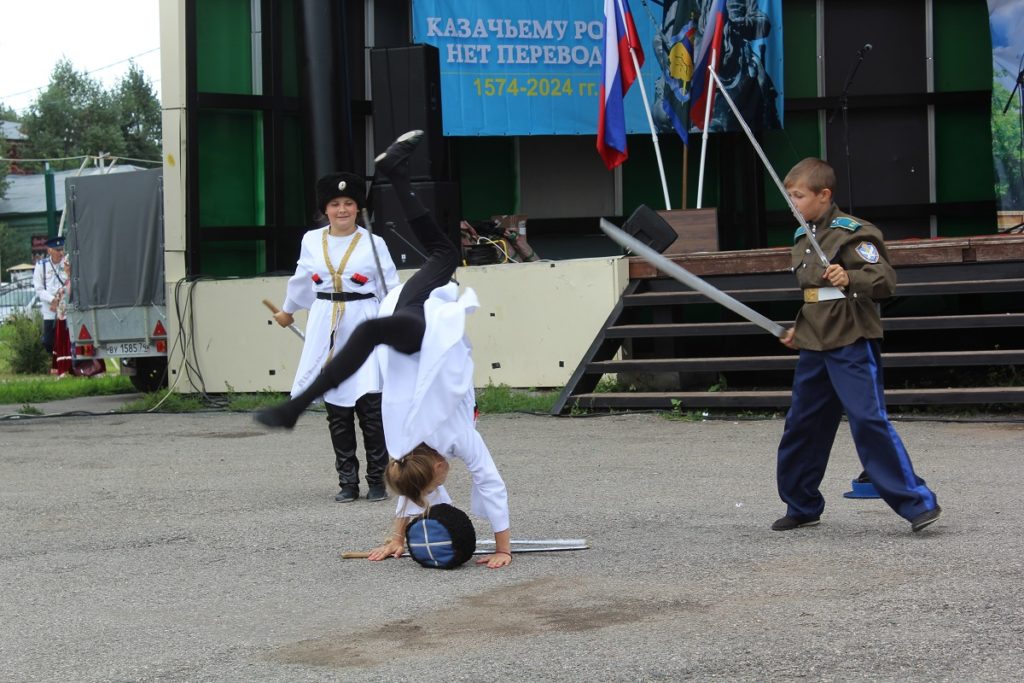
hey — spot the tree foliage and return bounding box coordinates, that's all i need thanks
[113,63,162,163]
[992,74,1024,210]
[0,222,33,282]
[19,59,161,172]
[0,101,15,198]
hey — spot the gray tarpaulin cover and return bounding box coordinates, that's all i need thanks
[66,169,165,309]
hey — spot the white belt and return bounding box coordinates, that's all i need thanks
[803,286,845,303]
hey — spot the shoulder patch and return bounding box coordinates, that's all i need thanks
[793,226,807,243]
[855,241,880,263]
[831,216,861,231]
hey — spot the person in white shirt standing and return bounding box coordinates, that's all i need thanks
[33,236,66,356]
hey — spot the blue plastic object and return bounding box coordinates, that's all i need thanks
[843,479,880,499]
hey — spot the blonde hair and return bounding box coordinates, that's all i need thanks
[784,157,836,193]
[385,443,442,508]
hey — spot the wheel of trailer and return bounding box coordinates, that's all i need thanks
[130,357,168,392]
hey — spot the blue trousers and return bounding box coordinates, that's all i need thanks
[776,339,938,521]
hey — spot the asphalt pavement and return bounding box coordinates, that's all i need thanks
[1,408,1022,681]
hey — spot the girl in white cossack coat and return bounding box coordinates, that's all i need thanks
[271,172,399,503]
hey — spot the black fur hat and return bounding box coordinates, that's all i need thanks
[405,504,477,569]
[315,172,366,212]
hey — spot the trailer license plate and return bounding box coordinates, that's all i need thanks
[105,342,152,356]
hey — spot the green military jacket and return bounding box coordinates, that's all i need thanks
[790,204,896,351]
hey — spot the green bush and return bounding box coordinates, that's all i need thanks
[0,312,50,374]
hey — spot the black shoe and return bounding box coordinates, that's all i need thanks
[373,130,424,179]
[334,486,359,503]
[253,404,300,430]
[910,505,942,532]
[365,484,389,502]
[771,515,821,531]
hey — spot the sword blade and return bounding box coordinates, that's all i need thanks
[601,219,786,338]
[706,67,831,269]
[287,324,305,340]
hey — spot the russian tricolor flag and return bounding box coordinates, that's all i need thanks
[689,0,725,130]
[597,0,644,170]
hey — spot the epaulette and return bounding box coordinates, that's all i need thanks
[830,216,861,231]
[793,226,807,242]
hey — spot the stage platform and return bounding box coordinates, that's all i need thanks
[556,233,1024,413]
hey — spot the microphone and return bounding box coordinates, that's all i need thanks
[859,43,873,56]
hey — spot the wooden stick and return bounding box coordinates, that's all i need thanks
[262,299,305,340]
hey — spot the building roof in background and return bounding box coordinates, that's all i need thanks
[1,120,27,141]
[0,165,147,216]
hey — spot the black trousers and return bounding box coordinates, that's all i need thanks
[42,319,56,355]
[326,393,387,488]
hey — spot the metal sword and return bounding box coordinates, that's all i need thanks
[706,66,832,270]
[600,219,786,338]
[340,538,590,559]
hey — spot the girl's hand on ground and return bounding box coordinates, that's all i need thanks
[476,552,512,569]
[367,539,404,561]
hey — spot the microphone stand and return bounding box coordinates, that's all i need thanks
[829,46,870,213]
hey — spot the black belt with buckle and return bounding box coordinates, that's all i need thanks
[316,291,375,302]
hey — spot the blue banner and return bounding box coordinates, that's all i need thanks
[412,0,660,136]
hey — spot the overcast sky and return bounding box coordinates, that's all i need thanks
[0,0,161,115]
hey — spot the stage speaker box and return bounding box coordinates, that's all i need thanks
[369,181,461,269]
[622,204,679,254]
[370,45,447,181]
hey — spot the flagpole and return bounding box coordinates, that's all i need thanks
[696,47,716,209]
[706,65,831,268]
[614,0,671,210]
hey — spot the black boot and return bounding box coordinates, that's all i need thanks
[374,130,428,221]
[326,402,360,502]
[356,393,389,501]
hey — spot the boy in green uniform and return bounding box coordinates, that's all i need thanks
[773,158,941,533]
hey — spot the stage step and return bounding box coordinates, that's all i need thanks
[604,313,1024,339]
[566,387,1024,410]
[586,348,1024,374]
[621,277,1024,307]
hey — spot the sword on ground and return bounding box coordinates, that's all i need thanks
[600,219,786,339]
[340,538,590,559]
[262,299,305,341]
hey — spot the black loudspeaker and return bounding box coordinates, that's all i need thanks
[370,181,461,269]
[370,45,447,181]
[622,204,678,254]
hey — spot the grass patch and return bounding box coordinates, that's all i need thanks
[476,383,558,414]
[120,390,208,413]
[0,371,134,406]
[119,388,297,413]
[222,390,290,412]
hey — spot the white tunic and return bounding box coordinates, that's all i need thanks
[282,226,399,407]
[378,282,510,533]
[33,258,65,321]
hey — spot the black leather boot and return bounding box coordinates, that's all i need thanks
[325,402,359,502]
[356,393,389,501]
